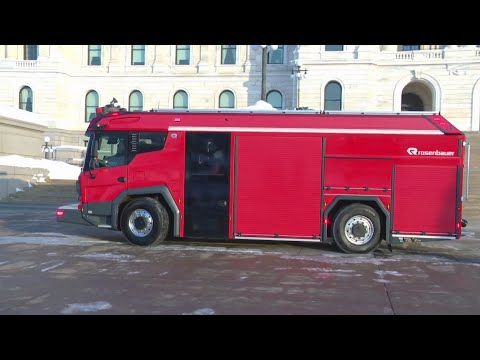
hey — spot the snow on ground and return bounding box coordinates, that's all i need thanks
[61,301,112,315]
[0,154,81,180]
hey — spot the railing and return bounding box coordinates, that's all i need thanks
[395,50,444,60]
[15,60,38,68]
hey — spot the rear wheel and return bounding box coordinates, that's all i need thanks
[333,203,382,254]
[120,197,169,246]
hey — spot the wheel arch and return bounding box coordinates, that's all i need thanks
[323,196,391,244]
[112,186,180,237]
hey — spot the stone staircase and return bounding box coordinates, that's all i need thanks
[2,179,79,205]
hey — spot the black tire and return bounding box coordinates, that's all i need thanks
[332,203,382,254]
[120,197,169,246]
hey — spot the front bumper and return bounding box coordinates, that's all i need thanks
[56,203,90,226]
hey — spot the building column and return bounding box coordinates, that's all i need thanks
[197,45,214,73]
[5,45,19,59]
[382,45,398,51]
[107,45,124,72]
[153,45,170,72]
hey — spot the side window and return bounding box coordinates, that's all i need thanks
[221,45,236,64]
[88,45,102,65]
[24,45,38,60]
[95,133,128,168]
[325,45,344,51]
[137,132,167,153]
[267,45,284,64]
[176,45,190,65]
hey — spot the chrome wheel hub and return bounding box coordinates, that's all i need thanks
[128,209,153,237]
[344,215,374,245]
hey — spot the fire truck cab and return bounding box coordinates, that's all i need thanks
[57,100,468,254]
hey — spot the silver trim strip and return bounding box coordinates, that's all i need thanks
[169,126,443,135]
[235,236,321,243]
[150,109,439,116]
[466,141,471,201]
[392,234,455,240]
[325,186,391,191]
[97,225,112,228]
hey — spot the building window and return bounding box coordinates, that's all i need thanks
[400,45,420,51]
[129,91,143,111]
[176,45,190,65]
[266,90,282,110]
[221,45,236,64]
[219,90,235,108]
[88,45,102,65]
[24,45,38,60]
[325,45,344,51]
[19,86,33,112]
[324,81,342,111]
[267,45,284,64]
[131,45,146,65]
[85,90,99,122]
[173,90,188,109]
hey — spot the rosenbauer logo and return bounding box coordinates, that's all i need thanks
[406,147,455,156]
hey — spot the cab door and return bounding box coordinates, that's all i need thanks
[83,132,129,205]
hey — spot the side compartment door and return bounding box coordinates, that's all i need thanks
[393,165,457,235]
[234,134,323,239]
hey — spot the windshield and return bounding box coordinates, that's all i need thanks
[84,131,128,170]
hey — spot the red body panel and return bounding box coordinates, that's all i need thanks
[127,132,186,235]
[81,166,128,203]
[325,134,459,158]
[324,158,393,189]
[234,134,322,238]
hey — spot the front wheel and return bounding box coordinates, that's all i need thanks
[333,203,382,254]
[120,197,169,246]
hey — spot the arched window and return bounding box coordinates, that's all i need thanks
[324,81,342,111]
[19,86,33,112]
[173,90,188,109]
[85,90,99,122]
[266,90,282,110]
[219,90,235,108]
[129,91,143,111]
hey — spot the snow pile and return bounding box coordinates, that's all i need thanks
[0,104,49,126]
[0,154,81,180]
[245,100,278,110]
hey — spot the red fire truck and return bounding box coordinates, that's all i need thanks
[57,100,468,254]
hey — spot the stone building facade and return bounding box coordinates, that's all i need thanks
[1,45,479,147]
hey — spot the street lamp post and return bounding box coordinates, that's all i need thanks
[259,45,278,101]
[43,136,53,160]
[291,60,308,109]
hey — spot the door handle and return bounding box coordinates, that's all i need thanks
[117,177,126,183]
